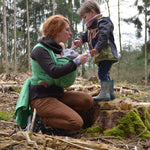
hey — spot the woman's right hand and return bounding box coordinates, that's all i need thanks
[77,53,88,64]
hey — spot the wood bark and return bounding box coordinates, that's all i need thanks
[26,0,31,71]
[52,0,55,15]
[14,0,17,73]
[118,0,122,57]
[3,0,8,73]
[144,4,148,86]
[105,0,110,17]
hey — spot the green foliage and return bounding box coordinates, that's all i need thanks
[137,41,150,63]
[11,86,22,93]
[124,0,150,38]
[139,107,150,130]
[0,2,3,6]
[55,0,81,43]
[86,125,102,133]
[0,64,5,74]
[85,126,103,137]
[0,111,13,121]
[110,48,149,83]
[104,107,150,139]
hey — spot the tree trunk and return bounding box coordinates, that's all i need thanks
[52,0,55,15]
[26,0,31,72]
[144,5,148,85]
[14,0,17,73]
[3,0,8,73]
[118,0,122,57]
[105,0,110,17]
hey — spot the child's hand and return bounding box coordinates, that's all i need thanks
[90,49,98,56]
[73,39,82,49]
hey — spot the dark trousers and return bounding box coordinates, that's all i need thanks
[98,60,114,81]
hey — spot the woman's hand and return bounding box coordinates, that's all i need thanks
[76,53,88,64]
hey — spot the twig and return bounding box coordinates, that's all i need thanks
[10,91,20,96]
[0,120,17,126]
[87,136,119,141]
[46,135,94,150]
[30,108,36,131]
[87,136,116,145]
[87,136,130,149]
[135,128,148,139]
[128,128,148,144]
[135,146,138,150]
[23,131,39,149]
[0,132,9,136]
[9,128,17,136]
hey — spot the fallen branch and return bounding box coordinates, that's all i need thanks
[87,136,119,141]
[87,136,130,149]
[127,128,148,144]
[23,131,38,149]
[0,132,9,136]
[0,120,17,126]
[30,108,36,131]
[46,135,94,150]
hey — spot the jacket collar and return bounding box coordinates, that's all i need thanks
[38,37,63,54]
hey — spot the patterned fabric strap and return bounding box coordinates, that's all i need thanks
[86,14,103,30]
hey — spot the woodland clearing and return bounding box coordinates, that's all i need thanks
[0,73,150,150]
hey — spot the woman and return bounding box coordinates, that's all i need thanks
[15,15,93,133]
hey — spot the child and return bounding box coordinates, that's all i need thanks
[73,0,118,101]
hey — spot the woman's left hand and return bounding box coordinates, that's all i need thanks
[76,53,88,64]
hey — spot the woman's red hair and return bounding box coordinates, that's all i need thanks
[42,15,70,39]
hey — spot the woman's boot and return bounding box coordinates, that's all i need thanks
[93,80,111,101]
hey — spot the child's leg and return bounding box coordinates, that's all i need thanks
[98,60,113,81]
[93,60,114,101]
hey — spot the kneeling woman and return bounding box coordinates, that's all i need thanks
[15,15,93,132]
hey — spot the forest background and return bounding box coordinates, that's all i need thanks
[1,0,150,85]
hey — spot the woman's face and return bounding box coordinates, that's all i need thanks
[56,23,72,44]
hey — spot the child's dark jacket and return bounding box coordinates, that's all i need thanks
[76,16,118,63]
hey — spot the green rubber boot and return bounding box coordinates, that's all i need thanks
[93,80,111,101]
[110,80,116,100]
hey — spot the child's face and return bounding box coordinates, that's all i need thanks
[82,10,97,23]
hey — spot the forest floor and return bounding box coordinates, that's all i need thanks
[0,73,150,150]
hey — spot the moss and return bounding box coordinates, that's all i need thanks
[4,137,12,140]
[104,126,125,138]
[85,126,102,137]
[86,125,102,133]
[11,86,21,93]
[0,111,13,121]
[28,131,33,137]
[104,108,150,139]
[140,107,150,130]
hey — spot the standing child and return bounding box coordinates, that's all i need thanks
[74,0,119,101]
